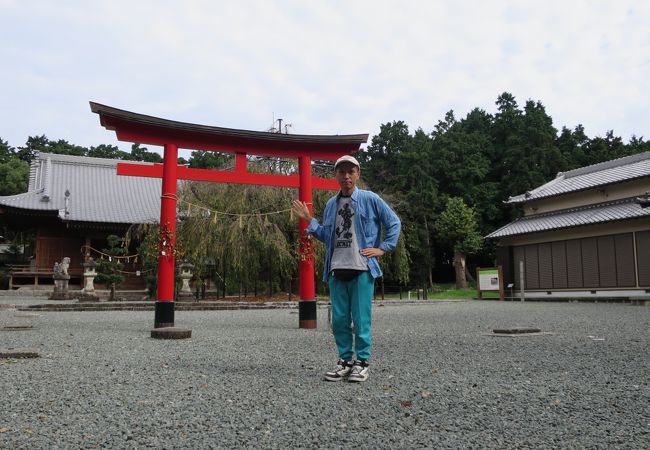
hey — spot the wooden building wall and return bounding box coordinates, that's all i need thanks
[504,230,650,290]
[35,235,84,275]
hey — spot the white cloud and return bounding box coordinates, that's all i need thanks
[0,0,648,151]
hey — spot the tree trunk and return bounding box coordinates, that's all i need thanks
[422,214,433,289]
[465,266,475,283]
[454,251,468,289]
[109,283,116,301]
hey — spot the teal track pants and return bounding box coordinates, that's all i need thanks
[328,271,375,361]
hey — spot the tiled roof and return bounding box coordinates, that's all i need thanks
[0,152,161,224]
[486,197,650,238]
[507,151,650,204]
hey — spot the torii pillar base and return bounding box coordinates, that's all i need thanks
[151,327,192,340]
[298,300,317,329]
[152,302,191,339]
[154,301,176,329]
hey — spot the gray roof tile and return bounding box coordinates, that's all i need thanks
[486,197,650,238]
[0,152,161,224]
[508,151,650,204]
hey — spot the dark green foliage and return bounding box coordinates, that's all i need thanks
[188,151,231,169]
[13,136,165,165]
[359,122,432,286]
[0,138,16,163]
[16,135,48,163]
[359,92,649,287]
[0,158,29,195]
[2,91,647,291]
[434,197,482,256]
[128,143,163,163]
[95,235,126,301]
[87,144,128,159]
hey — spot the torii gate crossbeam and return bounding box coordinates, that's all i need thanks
[90,102,368,331]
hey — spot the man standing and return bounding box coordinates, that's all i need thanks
[292,155,401,382]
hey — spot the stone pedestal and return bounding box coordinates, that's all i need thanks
[50,273,71,300]
[50,258,72,300]
[177,262,194,301]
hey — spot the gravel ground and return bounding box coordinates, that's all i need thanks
[1,301,648,449]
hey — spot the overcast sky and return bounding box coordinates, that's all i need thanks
[1,0,648,157]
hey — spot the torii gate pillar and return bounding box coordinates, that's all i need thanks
[298,155,316,328]
[154,143,179,328]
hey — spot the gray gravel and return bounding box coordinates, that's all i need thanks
[1,301,648,449]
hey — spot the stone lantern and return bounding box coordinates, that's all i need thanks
[74,257,101,302]
[177,261,195,301]
[82,258,99,293]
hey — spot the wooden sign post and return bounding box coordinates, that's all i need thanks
[476,266,505,300]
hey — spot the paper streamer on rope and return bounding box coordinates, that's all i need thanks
[173,197,311,221]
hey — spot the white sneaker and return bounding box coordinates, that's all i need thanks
[324,359,353,381]
[347,360,369,382]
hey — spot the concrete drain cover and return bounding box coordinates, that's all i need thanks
[0,348,40,358]
[493,327,541,334]
[488,327,552,337]
[2,325,34,331]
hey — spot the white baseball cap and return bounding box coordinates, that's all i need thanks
[334,155,360,169]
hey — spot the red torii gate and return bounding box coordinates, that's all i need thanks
[90,102,368,330]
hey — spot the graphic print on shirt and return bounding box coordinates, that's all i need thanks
[336,203,354,247]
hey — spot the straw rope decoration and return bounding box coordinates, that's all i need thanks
[163,194,316,261]
[80,245,154,275]
[81,194,314,266]
[81,244,139,263]
[161,193,311,221]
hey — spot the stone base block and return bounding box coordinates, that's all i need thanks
[151,327,192,340]
[76,293,101,303]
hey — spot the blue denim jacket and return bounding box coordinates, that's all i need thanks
[307,188,401,282]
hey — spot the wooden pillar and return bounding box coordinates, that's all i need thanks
[298,155,317,329]
[155,143,178,328]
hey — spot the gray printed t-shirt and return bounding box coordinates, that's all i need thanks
[330,196,369,271]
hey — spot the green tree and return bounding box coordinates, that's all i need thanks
[582,130,629,166]
[87,144,127,159]
[381,232,410,286]
[489,94,567,225]
[95,235,126,301]
[126,223,160,298]
[17,135,49,163]
[0,158,29,195]
[557,124,589,169]
[49,139,87,157]
[172,170,305,297]
[0,139,27,196]
[188,151,231,169]
[627,135,650,153]
[16,135,89,163]
[394,129,437,287]
[358,121,411,192]
[128,143,162,163]
[431,109,496,231]
[360,122,428,287]
[0,138,16,163]
[434,197,483,289]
